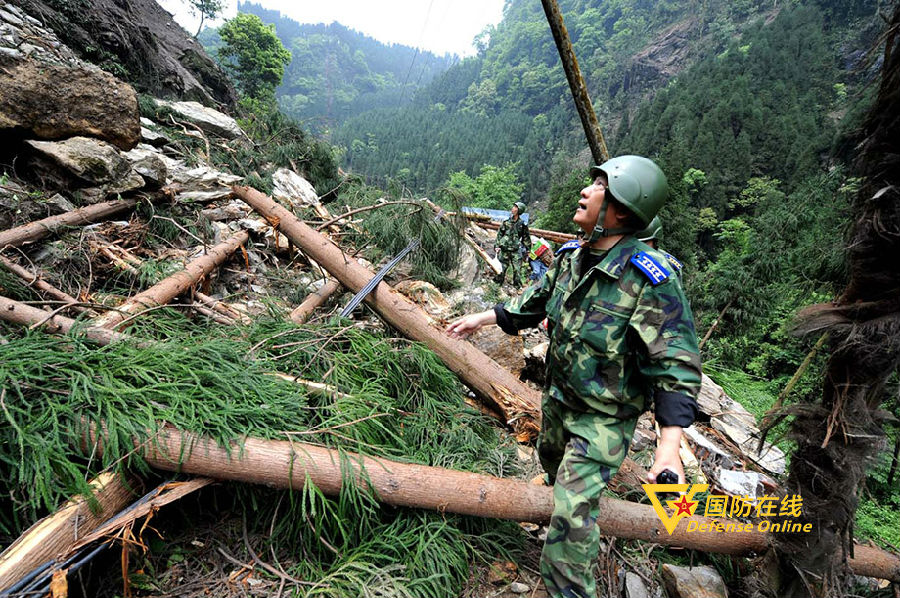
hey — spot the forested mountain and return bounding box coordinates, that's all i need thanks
[234,2,455,133]
[333,0,879,206]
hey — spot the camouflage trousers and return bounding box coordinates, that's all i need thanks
[496,249,523,287]
[538,396,637,598]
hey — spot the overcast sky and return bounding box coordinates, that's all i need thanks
[156,0,506,57]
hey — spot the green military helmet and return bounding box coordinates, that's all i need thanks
[590,155,668,226]
[636,216,662,242]
[513,201,526,213]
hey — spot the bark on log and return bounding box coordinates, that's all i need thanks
[0,295,127,345]
[91,230,249,330]
[0,198,138,250]
[474,220,577,245]
[289,279,342,324]
[0,256,93,315]
[233,185,542,439]
[0,473,137,592]
[88,424,900,581]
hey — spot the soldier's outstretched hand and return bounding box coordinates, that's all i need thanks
[445,309,496,339]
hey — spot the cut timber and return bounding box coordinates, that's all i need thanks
[91,230,249,330]
[474,220,577,245]
[0,295,127,345]
[0,473,137,592]
[194,291,251,324]
[0,198,138,250]
[88,423,900,582]
[233,185,542,439]
[0,256,94,315]
[289,279,342,324]
[463,228,503,275]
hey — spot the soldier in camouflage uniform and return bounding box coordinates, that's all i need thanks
[494,201,530,287]
[448,156,701,598]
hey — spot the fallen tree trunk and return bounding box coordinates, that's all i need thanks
[194,291,250,324]
[233,185,542,439]
[463,228,503,275]
[0,295,127,345]
[91,230,250,330]
[0,473,137,592]
[473,220,577,245]
[0,256,93,315]
[0,198,138,250]
[289,278,342,324]
[86,423,900,581]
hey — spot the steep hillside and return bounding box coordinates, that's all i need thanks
[223,2,455,133]
[11,0,237,107]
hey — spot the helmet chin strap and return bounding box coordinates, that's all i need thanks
[586,197,635,243]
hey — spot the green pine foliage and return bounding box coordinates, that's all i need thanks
[0,315,524,595]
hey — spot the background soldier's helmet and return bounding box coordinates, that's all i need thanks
[590,155,668,226]
[636,216,663,242]
[513,201,526,213]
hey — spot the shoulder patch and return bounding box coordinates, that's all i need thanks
[661,250,683,272]
[630,251,670,285]
[555,240,581,256]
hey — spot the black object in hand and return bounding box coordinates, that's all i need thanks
[657,469,679,484]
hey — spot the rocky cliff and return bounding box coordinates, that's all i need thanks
[9,0,237,108]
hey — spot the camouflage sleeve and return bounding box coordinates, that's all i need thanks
[629,277,702,428]
[497,254,562,332]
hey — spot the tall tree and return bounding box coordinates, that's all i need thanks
[218,13,291,101]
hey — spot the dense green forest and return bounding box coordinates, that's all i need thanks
[223,2,455,133]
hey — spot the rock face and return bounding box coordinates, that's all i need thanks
[0,3,140,149]
[11,0,237,107]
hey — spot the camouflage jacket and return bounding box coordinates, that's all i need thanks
[496,217,530,252]
[499,236,701,427]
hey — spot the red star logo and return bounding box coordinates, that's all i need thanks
[672,495,696,516]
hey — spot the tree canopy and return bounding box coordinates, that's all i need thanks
[218,13,291,101]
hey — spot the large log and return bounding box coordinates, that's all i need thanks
[474,220,577,245]
[88,424,900,582]
[233,185,542,439]
[0,197,138,250]
[0,295,127,345]
[0,473,137,592]
[289,278,342,324]
[91,230,249,329]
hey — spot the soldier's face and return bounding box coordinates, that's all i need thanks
[574,176,609,233]
[511,205,519,216]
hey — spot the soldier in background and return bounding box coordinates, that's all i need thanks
[447,156,701,598]
[636,216,684,279]
[494,201,530,287]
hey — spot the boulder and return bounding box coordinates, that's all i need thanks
[661,564,727,598]
[272,168,320,208]
[25,137,131,185]
[154,99,244,139]
[0,5,140,149]
[624,572,650,598]
[123,147,167,188]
